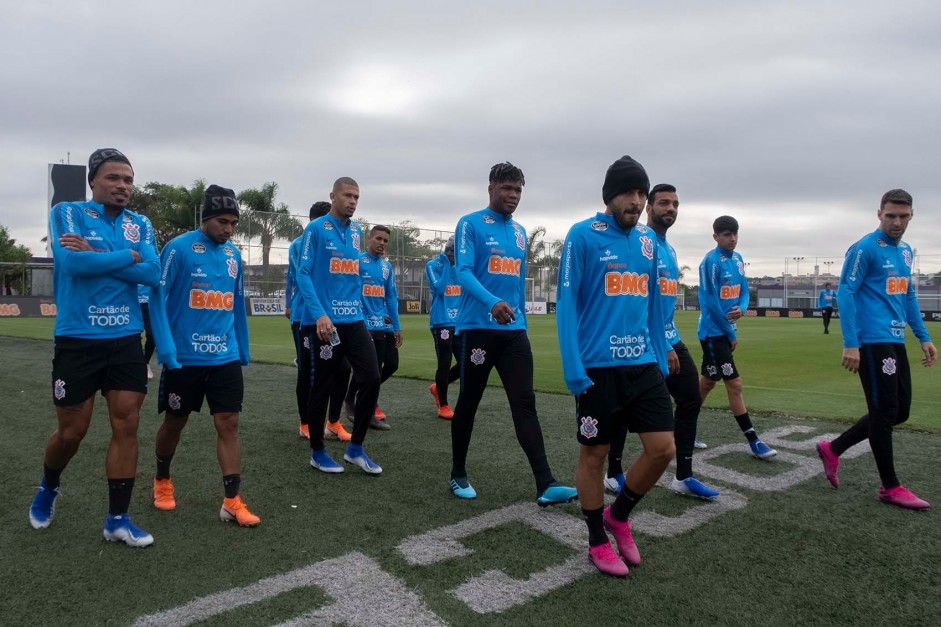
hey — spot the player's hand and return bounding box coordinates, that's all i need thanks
[842,347,860,373]
[394,330,404,348]
[284,307,291,319]
[921,342,937,367]
[491,301,516,325]
[58,234,94,252]
[727,306,743,321]
[667,350,680,375]
[130,249,142,263]
[315,315,335,342]
[730,339,738,352]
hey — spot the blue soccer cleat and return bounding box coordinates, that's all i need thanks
[103,514,154,547]
[671,476,721,501]
[310,449,344,473]
[749,438,778,460]
[29,479,60,530]
[449,477,477,499]
[537,483,578,507]
[343,445,382,475]
[603,473,625,495]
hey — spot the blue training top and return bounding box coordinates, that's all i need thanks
[655,233,683,347]
[697,246,750,341]
[148,230,250,369]
[556,213,669,395]
[296,214,364,327]
[454,207,528,333]
[48,200,160,339]
[839,228,931,347]
[285,235,303,324]
[425,253,461,328]
[360,251,401,332]
[817,288,836,309]
[138,283,152,305]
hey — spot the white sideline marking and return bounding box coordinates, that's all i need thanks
[135,423,884,623]
[398,502,584,566]
[691,426,871,492]
[133,552,444,627]
[631,476,749,538]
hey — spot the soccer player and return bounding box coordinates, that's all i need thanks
[148,185,260,527]
[557,155,675,576]
[448,162,576,506]
[604,184,720,500]
[287,201,353,441]
[344,225,403,430]
[29,148,159,547]
[697,216,777,460]
[296,177,383,475]
[425,235,461,419]
[818,281,837,335]
[816,189,936,510]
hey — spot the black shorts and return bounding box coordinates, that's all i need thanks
[858,343,912,422]
[51,334,147,406]
[700,336,740,381]
[575,364,674,445]
[158,360,243,416]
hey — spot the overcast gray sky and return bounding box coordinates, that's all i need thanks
[1,0,939,281]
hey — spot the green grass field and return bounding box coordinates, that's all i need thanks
[3,312,939,431]
[1,316,940,626]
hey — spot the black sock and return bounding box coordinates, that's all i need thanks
[607,455,623,479]
[107,478,135,516]
[676,454,693,481]
[610,486,643,521]
[223,474,241,499]
[535,471,556,496]
[583,507,608,547]
[43,464,63,490]
[156,454,173,480]
[735,413,757,440]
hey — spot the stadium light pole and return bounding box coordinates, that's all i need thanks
[823,260,835,280]
[792,256,804,307]
[783,257,788,308]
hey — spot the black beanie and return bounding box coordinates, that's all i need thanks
[602,155,649,205]
[201,185,240,221]
[88,148,132,184]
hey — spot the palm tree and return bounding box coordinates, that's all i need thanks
[134,180,206,249]
[236,182,302,269]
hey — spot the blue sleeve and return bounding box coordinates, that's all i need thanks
[906,281,931,343]
[149,245,182,370]
[49,204,135,276]
[386,262,401,331]
[817,291,825,309]
[649,244,670,377]
[739,266,750,313]
[838,245,864,348]
[556,229,593,395]
[285,254,296,308]
[108,218,160,286]
[699,255,736,340]
[296,226,328,321]
[426,258,448,295]
[234,259,251,365]
[456,218,501,313]
[517,245,528,326]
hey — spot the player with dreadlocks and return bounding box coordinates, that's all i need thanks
[447,162,577,506]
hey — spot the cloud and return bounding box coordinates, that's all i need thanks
[1,0,939,280]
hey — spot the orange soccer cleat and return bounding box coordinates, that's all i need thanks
[299,422,310,439]
[153,478,176,511]
[324,420,352,441]
[220,495,261,527]
[437,405,454,420]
